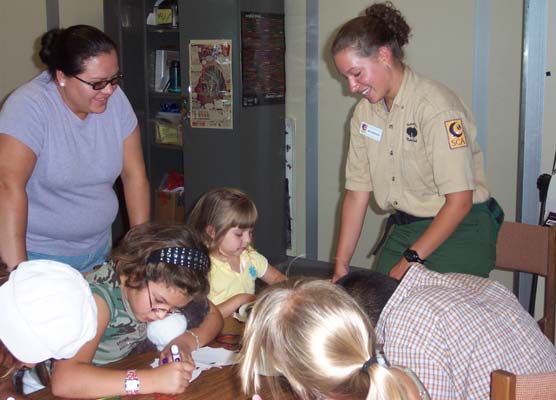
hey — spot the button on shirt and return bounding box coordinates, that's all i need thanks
[345,67,490,217]
[375,264,556,400]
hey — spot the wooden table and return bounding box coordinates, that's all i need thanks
[29,318,295,400]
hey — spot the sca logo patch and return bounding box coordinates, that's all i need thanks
[444,119,468,149]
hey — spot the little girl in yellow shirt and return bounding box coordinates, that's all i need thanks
[188,188,286,317]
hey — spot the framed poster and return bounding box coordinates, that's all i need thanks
[189,40,233,129]
[241,12,285,107]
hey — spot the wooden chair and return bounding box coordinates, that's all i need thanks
[491,369,556,400]
[495,221,556,343]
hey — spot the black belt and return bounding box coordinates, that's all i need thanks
[371,211,433,256]
[371,198,504,256]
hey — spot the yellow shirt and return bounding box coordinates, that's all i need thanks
[207,247,268,305]
[345,66,490,217]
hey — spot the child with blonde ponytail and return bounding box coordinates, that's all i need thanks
[239,279,430,400]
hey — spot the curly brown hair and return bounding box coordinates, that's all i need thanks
[331,1,411,61]
[111,223,210,300]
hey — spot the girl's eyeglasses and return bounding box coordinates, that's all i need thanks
[146,281,182,317]
[73,73,124,90]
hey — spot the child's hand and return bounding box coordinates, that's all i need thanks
[153,361,194,394]
[217,293,257,318]
[160,335,195,366]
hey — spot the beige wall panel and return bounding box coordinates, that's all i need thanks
[285,0,308,257]
[318,0,371,262]
[486,0,522,223]
[59,0,104,30]
[543,1,556,178]
[484,0,523,290]
[0,1,46,103]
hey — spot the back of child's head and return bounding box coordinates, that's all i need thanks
[240,278,410,400]
[112,223,210,300]
[187,187,258,252]
[336,269,399,326]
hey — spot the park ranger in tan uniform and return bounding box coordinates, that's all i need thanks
[331,2,503,281]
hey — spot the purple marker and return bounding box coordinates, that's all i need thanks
[171,344,181,362]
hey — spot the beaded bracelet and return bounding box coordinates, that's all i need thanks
[185,330,200,351]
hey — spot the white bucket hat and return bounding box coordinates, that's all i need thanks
[0,260,98,363]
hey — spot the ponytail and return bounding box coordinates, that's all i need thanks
[366,363,411,400]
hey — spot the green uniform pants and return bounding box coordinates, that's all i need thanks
[375,199,504,277]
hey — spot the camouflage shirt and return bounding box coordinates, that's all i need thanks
[87,262,147,365]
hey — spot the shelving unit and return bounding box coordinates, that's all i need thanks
[104,0,287,264]
[105,0,184,215]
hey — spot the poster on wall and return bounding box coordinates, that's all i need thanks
[241,12,285,107]
[189,39,233,129]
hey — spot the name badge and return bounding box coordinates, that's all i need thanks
[360,122,382,142]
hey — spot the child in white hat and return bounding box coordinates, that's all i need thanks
[0,259,98,398]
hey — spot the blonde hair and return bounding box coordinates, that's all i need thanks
[187,187,258,253]
[239,279,411,400]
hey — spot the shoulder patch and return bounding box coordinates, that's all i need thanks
[444,119,468,149]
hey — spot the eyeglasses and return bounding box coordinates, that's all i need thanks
[73,73,124,90]
[146,281,182,317]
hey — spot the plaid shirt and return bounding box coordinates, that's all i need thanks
[375,264,556,400]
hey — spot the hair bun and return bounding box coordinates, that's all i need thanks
[39,28,63,67]
[364,1,410,47]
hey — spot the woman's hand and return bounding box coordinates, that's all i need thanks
[0,134,37,269]
[332,264,350,283]
[389,258,412,280]
[333,190,371,283]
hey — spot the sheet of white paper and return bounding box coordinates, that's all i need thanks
[150,346,239,382]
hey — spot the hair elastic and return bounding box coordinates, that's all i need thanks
[147,247,210,273]
[361,356,378,373]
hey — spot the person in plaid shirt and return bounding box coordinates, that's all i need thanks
[338,264,556,399]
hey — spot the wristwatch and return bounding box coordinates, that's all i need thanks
[124,369,140,395]
[403,248,426,264]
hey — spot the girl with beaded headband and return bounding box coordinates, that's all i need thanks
[188,187,286,318]
[50,223,223,398]
[239,279,430,400]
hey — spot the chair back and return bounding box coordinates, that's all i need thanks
[491,369,556,400]
[495,221,556,343]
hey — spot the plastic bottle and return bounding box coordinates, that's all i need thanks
[169,60,181,93]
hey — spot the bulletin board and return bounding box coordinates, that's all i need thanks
[241,12,285,107]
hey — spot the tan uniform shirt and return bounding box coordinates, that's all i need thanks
[345,67,490,217]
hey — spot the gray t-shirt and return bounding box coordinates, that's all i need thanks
[0,71,137,255]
